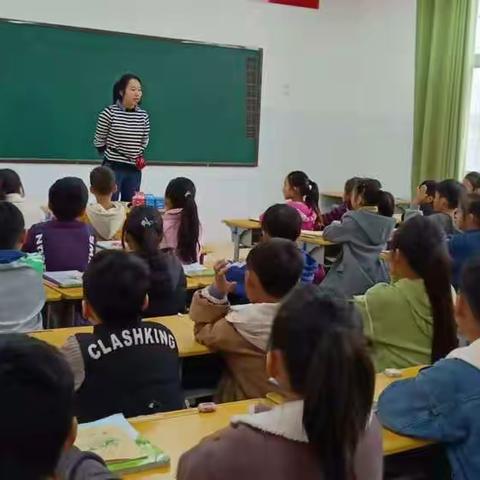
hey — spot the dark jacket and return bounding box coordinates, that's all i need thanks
[449,230,480,289]
[226,250,319,303]
[64,321,183,422]
[23,220,96,272]
[178,400,383,480]
[138,250,187,317]
[321,202,348,227]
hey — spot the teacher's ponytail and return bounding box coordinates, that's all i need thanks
[113,73,142,104]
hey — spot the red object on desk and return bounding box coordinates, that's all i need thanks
[268,0,319,9]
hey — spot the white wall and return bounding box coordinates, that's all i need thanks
[0,0,416,244]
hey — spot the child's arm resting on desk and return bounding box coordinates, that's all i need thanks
[377,361,466,442]
[323,214,358,243]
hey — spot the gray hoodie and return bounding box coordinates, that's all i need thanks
[322,209,396,297]
[0,251,44,332]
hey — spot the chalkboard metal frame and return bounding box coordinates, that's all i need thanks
[0,17,263,167]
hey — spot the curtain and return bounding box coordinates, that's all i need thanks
[412,0,478,191]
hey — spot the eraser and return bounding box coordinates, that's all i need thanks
[198,402,217,413]
[384,368,402,378]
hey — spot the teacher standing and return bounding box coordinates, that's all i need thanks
[94,74,150,202]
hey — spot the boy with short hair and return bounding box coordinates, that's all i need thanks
[413,179,436,217]
[378,257,480,480]
[0,202,44,332]
[23,177,96,271]
[405,179,464,236]
[191,238,304,402]
[0,334,116,479]
[449,193,480,289]
[83,166,126,240]
[61,250,183,423]
[226,204,320,303]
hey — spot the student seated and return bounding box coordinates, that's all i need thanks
[450,194,480,290]
[378,257,480,480]
[226,204,321,303]
[355,216,458,372]
[0,202,44,333]
[190,238,304,402]
[405,179,464,236]
[410,179,436,217]
[322,178,396,297]
[178,285,383,480]
[282,170,321,230]
[0,168,45,229]
[321,176,360,227]
[61,250,183,422]
[463,171,480,194]
[82,166,126,240]
[0,334,117,479]
[123,206,187,317]
[23,177,96,272]
[161,177,202,264]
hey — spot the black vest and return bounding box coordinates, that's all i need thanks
[75,321,183,423]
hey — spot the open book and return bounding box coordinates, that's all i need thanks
[76,414,169,475]
[183,263,215,277]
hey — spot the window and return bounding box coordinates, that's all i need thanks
[465,13,480,173]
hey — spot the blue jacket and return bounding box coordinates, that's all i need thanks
[377,357,480,480]
[449,230,480,289]
[226,251,318,302]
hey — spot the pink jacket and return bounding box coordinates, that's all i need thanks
[286,201,318,231]
[161,208,202,263]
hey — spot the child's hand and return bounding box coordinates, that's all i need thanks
[213,260,237,295]
[413,185,428,205]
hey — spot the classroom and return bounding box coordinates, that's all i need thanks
[1,0,480,479]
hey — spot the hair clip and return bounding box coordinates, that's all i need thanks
[141,217,154,228]
[185,191,192,198]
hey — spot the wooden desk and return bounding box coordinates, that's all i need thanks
[44,285,62,302]
[223,219,262,261]
[44,274,214,303]
[376,365,431,455]
[268,365,430,457]
[223,218,335,263]
[125,368,429,479]
[126,399,267,479]
[29,315,210,358]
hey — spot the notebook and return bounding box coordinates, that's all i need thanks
[183,263,215,277]
[96,240,123,250]
[76,414,170,475]
[43,271,83,288]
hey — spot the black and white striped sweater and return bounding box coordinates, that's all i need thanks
[93,102,150,166]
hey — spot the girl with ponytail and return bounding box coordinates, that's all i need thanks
[177,285,382,480]
[322,178,396,297]
[356,215,457,371]
[282,171,321,230]
[162,177,201,264]
[123,206,186,317]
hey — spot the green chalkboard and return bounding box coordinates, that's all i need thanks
[0,19,262,165]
